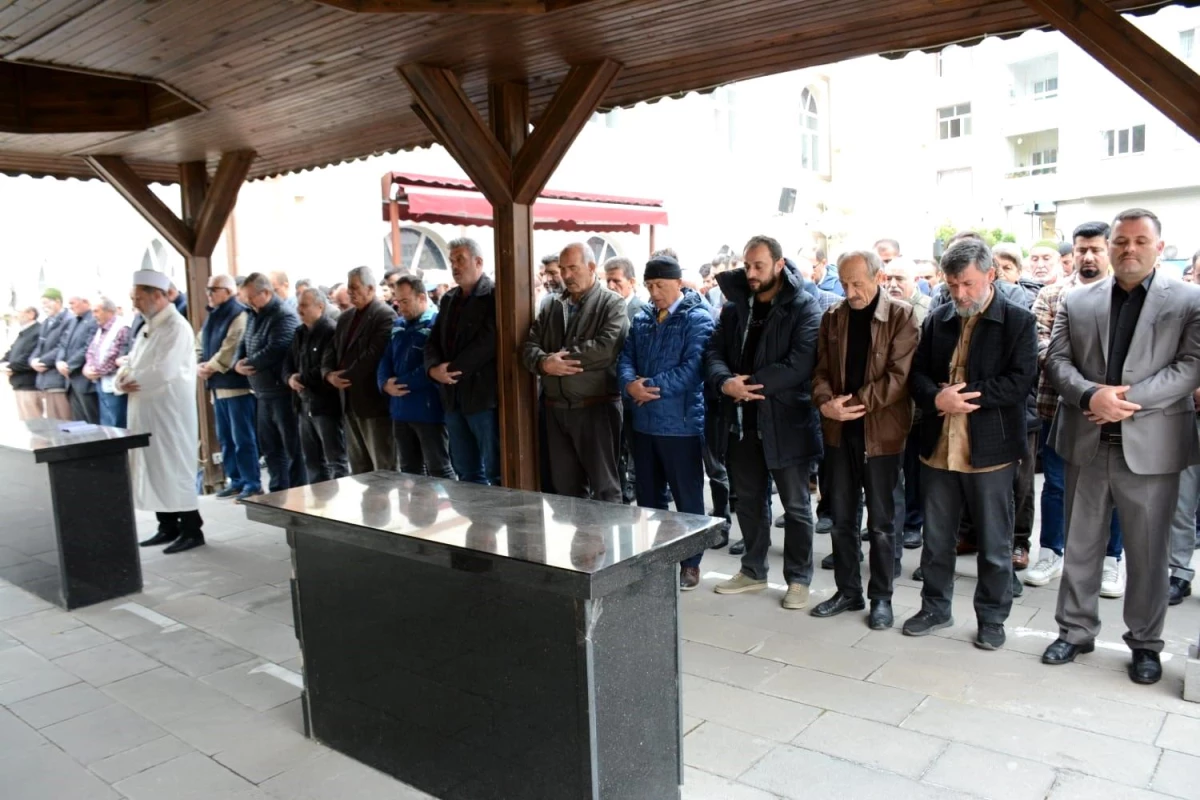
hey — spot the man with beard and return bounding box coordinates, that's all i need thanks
[1058,242,1075,277]
[538,253,565,314]
[1028,240,1063,287]
[1026,223,1125,596]
[708,236,823,609]
[905,240,1037,649]
[1044,209,1200,684]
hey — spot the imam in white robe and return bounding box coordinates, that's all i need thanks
[116,303,198,512]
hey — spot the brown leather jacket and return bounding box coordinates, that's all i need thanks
[811,293,919,457]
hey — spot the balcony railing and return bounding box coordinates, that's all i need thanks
[1005,165,1058,178]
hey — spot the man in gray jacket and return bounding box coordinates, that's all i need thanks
[523,243,629,503]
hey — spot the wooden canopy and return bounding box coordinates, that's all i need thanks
[1,0,1196,184]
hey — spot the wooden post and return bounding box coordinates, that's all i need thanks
[398,61,621,490]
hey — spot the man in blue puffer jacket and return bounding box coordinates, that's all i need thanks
[378,276,454,479]
[618,254,715,592]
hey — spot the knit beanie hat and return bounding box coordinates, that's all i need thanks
[644,255,682,281]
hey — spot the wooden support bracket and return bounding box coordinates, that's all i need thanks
[193,150,256,258]
[83,155,196,257]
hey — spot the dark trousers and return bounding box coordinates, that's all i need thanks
[546,402,623,503]
[98,390,128,428]
[300,410,349,483]
[155,510,203,538]
[214,394,260,492]
[903,429,924,533]
[1013,429,1038,550]
[826,434,900,600]
[68,386,99,424]
[394,420,454,479]
[618,401,636,504]
[702,441,731,522]
[634,434,705,569]
[445,408,501,486]
[257,394,306,492]
[728,434,814,585]
[920,464,1016,623]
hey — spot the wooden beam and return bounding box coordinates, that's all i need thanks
[84,155,195,257]
[1022,0,1200,141]
[317,0,545,11]
[397,64,512,201]
[512,60,621,204]
[194,150,255,258]
[489,82,539,491]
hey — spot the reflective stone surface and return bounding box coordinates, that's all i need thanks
[244,471,721,599]
[0,418,150,463]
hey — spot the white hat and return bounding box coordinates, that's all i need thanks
[132,269,171,292]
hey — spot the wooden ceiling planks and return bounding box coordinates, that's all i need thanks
[0,0,1192,182]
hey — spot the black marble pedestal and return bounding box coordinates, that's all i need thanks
[244,472,720,800]
[0,420,150,609]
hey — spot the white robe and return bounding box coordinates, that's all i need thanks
[116,303,198,512]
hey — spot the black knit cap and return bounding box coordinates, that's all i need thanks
[644,254,683,281]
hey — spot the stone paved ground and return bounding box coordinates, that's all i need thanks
[0,480,1198,800]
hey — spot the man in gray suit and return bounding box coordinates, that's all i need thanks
[1044,208,1200,685]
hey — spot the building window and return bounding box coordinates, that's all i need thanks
[1182,28,1195,59]
[938,103,972,139]
[800,88,820,172]
[1030,148,1058,175]
[1032,77,1058,99]
[384,225,449,274]
[587,236,619,265]
[1103,125,1146,157]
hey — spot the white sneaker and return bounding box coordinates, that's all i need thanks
[1100,555,1126,598]
[1024,551,1064,586]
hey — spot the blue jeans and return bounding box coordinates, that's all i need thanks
[215,394,261,492]
[634,434,706,569]
[98,390,127,428]
[445,409,501,486]
[1039,421,1122,557]
[256,394,306,492]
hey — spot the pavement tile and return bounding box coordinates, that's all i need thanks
[101,666,242,726]
[88,735,196,784]
[0,645,80,704]
[682,766,784,800]
[682,674,821,742]
[740,744,972,800]
[162,694,295,755]
[264,697,305,733]
[114,752,260,800]
[153,594,254,631]
[0,585,54,621]
[124,625,256,678]
[2,615,112,660]
[759,664,926,725]
[902,696,1162,788]
[1157,713,1200,757]
[0,741,121,800]
[752,631,891,680]
[212,722,327,783]
[206,615,298,663]
[681,611,777,653]
[0,705,47,755]
[681,641,788,690]
[921,743,1057,800]
[260,749,436,799]
[683,722,776,780]
[53,640,161,686]
[792,710,946,779]
[41,702,166,764]
[200,658,303,711]
[1048,772,1180,800]
[8,681,115,728]
[1152,750,1200,800]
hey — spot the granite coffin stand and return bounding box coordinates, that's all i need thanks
[244,471,720,800]
[0,420,149,609]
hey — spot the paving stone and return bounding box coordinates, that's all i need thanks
[0,645,80,704]
[114,752,260,800]
[200,658,303,711]
[101,666,242,727]
[682,674,821,742]
[88,735,196,784]
[41,702,166,764]
[144,562,262,599]
[125,626,256,678]
[682,714,704,735]
[759,664,925,725]
[265,697,305,733]
[751,632,891,680]
[0,609,113,659]
[1151,750,1200,800]
[682,722,777,780]
[53,640,162,686]
[0,705,47,755]
[921,743,1057,800]
[0,742,121,800]
[682,641,788,690]
[212,721,327,783]
[792,711,946,779]
[682,611,777,653]
[682,766,785,800]
[1048,772,1180,800]
[902,697,1162,788]
[221,584,290,612]
[260,749,436,799]
[8,682,115,728]
[153,594,254,631]
[70,599,180,640]
[0,585,53,621]
[741,744,972,800]
[163,695,294,755]
[206,615,298,663]
[1157,713,1200,757]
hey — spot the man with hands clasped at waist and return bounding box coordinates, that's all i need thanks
[1042,208,1200,685]
[810,250,919,630]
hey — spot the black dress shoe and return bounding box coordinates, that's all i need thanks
[975,623,1006,650]
[729,539,746,556]
[1129,649,1162,685]
[1011,572,1024,598]
[774,515,785,528]
[815,516,833,534]
[902,529,922,549]
[709,525,730,550]
[811,592,865,618]
[1041,638,1094,665]
[162,535,205,555]
[911,566,923,582]
[1169,576,1192,606]
[139,530,179,547]
[868,599,893,630]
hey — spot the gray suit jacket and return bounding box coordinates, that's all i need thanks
[626,294,645,323]
[1047,272,1200,475]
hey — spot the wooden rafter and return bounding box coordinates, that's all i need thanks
[1022,0,1200,141]
[193,150,256,258]
[83,155,196,257]
[316,0,594,13]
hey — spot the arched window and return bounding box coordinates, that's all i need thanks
[587,235,619,265]
[384,225,449,273]
[800,88,820,173]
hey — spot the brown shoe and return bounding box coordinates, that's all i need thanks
[1012,546,1029,571]
[956,540,978,556]
[680,566,700,591]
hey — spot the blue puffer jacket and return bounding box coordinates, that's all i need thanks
[617,288,715,437]
[377,309,444,425]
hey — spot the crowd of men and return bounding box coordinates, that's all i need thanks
[4,208,1199,686]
